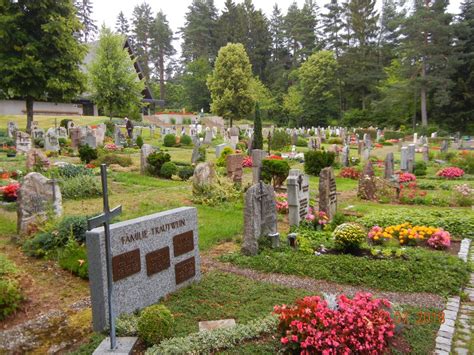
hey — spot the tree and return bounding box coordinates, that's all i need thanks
[150,11,175,101]
[75,0,98,43]
[249,77,278,117]
[207,43,255,127]
[182,57,212,111]
[253,102,263,149]
[322,0,345,58]
[0,0,87,133]
[132,2,154,79]
[88,27,145,119]
[181,0,218,63]
[283,85,304,126]
[378,0,406,66]
[115,11,130,37]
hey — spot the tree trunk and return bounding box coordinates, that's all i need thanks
[159,50,165,101]
[26,96,34,134]
[420,61,428,126]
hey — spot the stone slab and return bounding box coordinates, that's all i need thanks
[93,337,137,355]
[198,319,236,332]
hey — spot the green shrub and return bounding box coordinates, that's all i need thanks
[192,176,241,206]
[137,304,175,345]
[453,152,474,174]
[296,137,308,147]
[78,145,98,163]
[160,162,178,179]
[57,237,88,279]
[94,154,132,167]
[178,166,194,181]
[198,146,206,162]
[58,216,88,244]
[60,175,102,199]
[327,137,343,145]
[304,150,336,175]
[147,152,171,176]
[416,181,437,190]
[58,137,69,147]
[261,159,290,187]
[57,164,93,179]
[270,131,290,150]
[22,232,57,257]
[163,134,176,147]
[60,118,73,129]
[413,161,427,176]
[180,135,192,146]
[0,255,23,320]
[216,147,234,167]
[383,131,405,140]
[136,135,144,149]
[333,222,366,251]
[104,120,115,137]
[34,138,44,148]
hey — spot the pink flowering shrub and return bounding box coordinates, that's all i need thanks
[274,293,395,354]
[436,167,465,179]
[242,156,253,168]
[305,207,329,225]
[427,230,451,250]
[276,193,288,214]
[104,143,119,151]
[398,172,416,183]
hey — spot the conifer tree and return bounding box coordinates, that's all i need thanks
[115,11,130,37]
[75,0,98,43]
[132,2,154,80]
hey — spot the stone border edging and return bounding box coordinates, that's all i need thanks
[434,238,471,355]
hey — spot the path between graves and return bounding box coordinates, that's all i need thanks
[201,253,445,309]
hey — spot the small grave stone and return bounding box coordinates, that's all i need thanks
[215,143,230,158]
[199,319,236,332]
[226,154,244,183]
[358,161,376,200]
[140,144,156,174]
[86,206,200,331]
[95,124,106,146]
[204,130,213,144]
[287,169,310,227]
[70,127,85,149]
[67,120,75,135]
[362,147,370,161]
[85,129,97,148]
[413,133,418,144]
[407,144,415,173]
[315,137,321,150]
[192,162,215,188]
[318,167,337,221]
[400,147,408,171]
[191,138,203,164]
[358,141,365,156]
[15,131,32,154]
[7,121,18,138]
[242,182,277,256]
[291,131,298,145]
[56,127,67,138]
[26,149,50,171]
[114,127,126,147]
[251,149,268,184]
[44,130,60,152]
[32,127,44,140]
[422,144,429,162]
[341,145,350,167]
[384,152,394,179]
[17,172,62,235]
[440,140,449,153]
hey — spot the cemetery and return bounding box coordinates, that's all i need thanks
[1,0,474,354]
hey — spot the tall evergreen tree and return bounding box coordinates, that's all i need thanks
[74,0,98,43]
[378,0,406,66]
[150,11,175,101]
[253,102,263,149]
[115,11,130,37]
[182,57,212,111]
[270,4,286,61]
[181,0,218,63]
[322,0,345,58]
[132,2,154,80]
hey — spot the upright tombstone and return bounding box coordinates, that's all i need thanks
[413,133,418,144]
[358,141,365,156]
[140,144,156,174]
[86,206,201,331]
[192,162,215,189]
[384,152,394,179]
[203,129,213,144]
[251,149,268,184]
[67,120,75,135]
[56,127,68,138]
[291,131,298,145]
[400,147,408,171]
[242,182,277,256]
[95,124,106,146]
[376,129,382,142]
[26,149,50,171]
[32,127,45,140]
[440,140,449,153]
[17,172,62,235]
[15,131,32,154]
[70,127,85,149]
[7,121,18,138]
[191,137,203,164]
[44,130,60,152]
[215,143,230,158]
[422,144,429,162]
[315,136,322,150]
[341,145,350,167]
[226,154,244,183]
[287,169,310,227]
[407,144,415,173]
[358,161,376,200]
[318,167,337,221]
[114,127,126,147]
[85,129,97,148]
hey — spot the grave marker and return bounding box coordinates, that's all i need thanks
[287,169,310,227]
[251,149,268,184]
[384,152,394,179]
[318,167,337,221]
[226,154,243,183]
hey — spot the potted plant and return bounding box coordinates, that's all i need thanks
[6,147,16,157]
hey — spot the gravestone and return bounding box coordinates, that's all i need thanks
[32,127,44,140]
[226,154,243,183]
[7,121,18,138]
[341,145,350,167]
[287,169,310,227]
[85,129,97,148]
[191,138,203,164]
[15,131,32,154]
[362,147,370,161]
[384,152,394,179]
[56,127,68,138]
[440,140,449,153]
[17,172,62,235]
[318,167,337,221]
[413,133,418,144]
[192,162,215,189]
[315,137,321,150]
[140,144,156,174]
[215,143,230,158]
[114,127,126,148]
[242,182,277,256]
[26,149,50,171]
[70,127,84,149]
[400,147,408,171]
[251,149,268,184]
[67,120,75,135]
[407,144,415,173]
[204,130,213,144]
[291,131,298,145]
[358,141,365,156]
[87,207,200,331]
[376,129,382,142]
[44,130,59,152]
[95,124,106,146]
[422,144,429,162]
[358,161,376,200]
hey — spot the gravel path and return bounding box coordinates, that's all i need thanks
[202,256,445,309]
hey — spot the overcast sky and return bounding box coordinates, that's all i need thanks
[92,0,463,45]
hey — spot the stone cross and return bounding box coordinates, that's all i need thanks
[87,165,122,350]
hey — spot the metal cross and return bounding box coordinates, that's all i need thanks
[87,164,122,350]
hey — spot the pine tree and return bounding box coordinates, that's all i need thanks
[253,102,263,149]
[299,0,318,59]
[150,11,175,101]
[270,4,286,61]
[378,0,406,66]
[75,0,98,43]
[115,11,130,37]
[132,2,154,80]
[322,0,345,58]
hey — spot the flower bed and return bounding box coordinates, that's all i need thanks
[242,156,252,168]
[436,167,465,179]
[339,167,360,180]
[274,293,394,353]
[276,193,288,214]
[398,172,416,183]
[1,182,20,202]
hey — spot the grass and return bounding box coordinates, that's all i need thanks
[0,114,107,130]
[221,246,470,296]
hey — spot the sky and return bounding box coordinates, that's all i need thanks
[92,0,463,47]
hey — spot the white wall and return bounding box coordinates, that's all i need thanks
[0,100,84,115]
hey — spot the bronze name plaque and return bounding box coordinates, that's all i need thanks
[173,231,194,257]
[146,247,170,276]
[175,257,196,285]
[112,249,141,282]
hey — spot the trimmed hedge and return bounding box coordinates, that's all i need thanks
[304,150,335,175]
